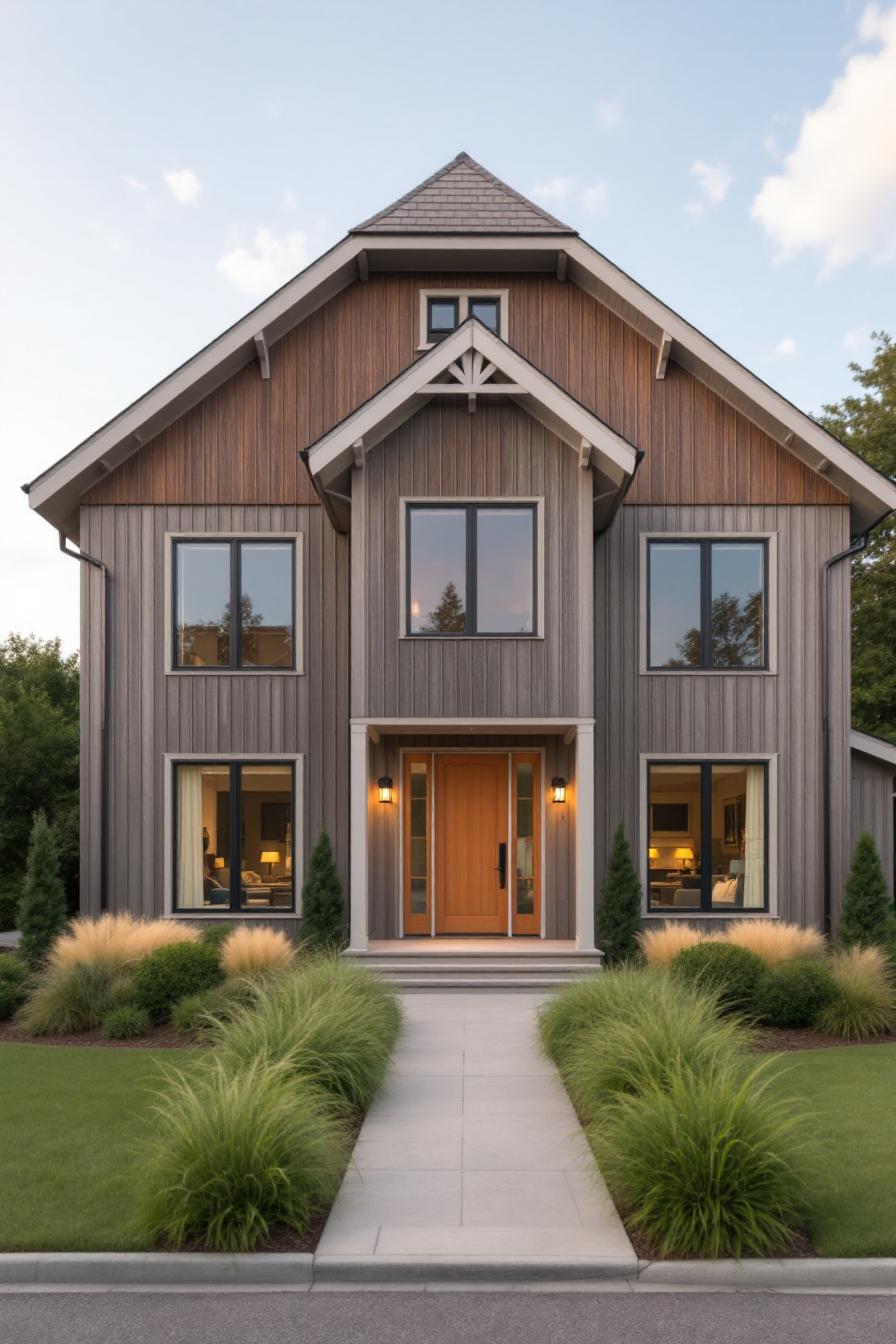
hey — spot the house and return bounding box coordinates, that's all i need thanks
[24,153,896,980]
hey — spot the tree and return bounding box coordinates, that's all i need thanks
[596,824,642,965]
[0,636,79,928]
[17,811,68,968]
[421,581,466,633]
[301,831,345,949]
[819,332,896,744]
[838,830,894,948]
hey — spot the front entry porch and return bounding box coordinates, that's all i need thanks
[348,719,599,960]
[344,938,603,989]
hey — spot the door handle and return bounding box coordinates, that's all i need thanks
[497,842,507,890]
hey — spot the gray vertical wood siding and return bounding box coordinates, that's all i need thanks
[851,751,895,898]
[78,504,350,922]
[594,504,852,928]
[353,398,594,721]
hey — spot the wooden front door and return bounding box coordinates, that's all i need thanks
[434,754,509,934]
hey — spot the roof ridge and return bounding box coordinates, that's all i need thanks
[350,151,575,235]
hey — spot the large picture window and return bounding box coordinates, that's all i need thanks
[647,539,767,670]
[174,761,296,912]
[174,539,295,670]
[407,503,536,636]
[646,760,768,912]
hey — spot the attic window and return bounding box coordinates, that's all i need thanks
[419,289,509,348]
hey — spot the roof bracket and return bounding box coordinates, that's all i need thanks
[579,438,592,470]
[556,251,568,282]
[357,250,369,283]
[655,332,673,380]
[468,392,476,414]
[254,332,271,381]
[817,457,832,475]
[782,431,795,447]
[352,438,365,469]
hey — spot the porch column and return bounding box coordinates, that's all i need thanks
[349,723,369,952]
[575,723,596,951]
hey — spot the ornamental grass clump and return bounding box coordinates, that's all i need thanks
[140,1058,347,1251]
[538,965,675,1069]
[49,914,198,971]
[723,919,826,968]
[591,1058,809,1258]
[102,1004,151,1040]
[213,956,401,1114]
[170,979,260,1039]
[219,925,296,979]
[563,984,750,1124]
[815,946,896,1040]
[670,940,763,1016]
[638,921,705,967]
[18,961,134,1035]
[755,959,837,1029]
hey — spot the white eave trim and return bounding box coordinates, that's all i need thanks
[305,318,638,485]
[851,730,896,769]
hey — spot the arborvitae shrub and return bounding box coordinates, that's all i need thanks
[596,824,642,966]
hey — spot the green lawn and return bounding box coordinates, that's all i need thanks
[0,1043,190,1251]
[778,1044,896,1257]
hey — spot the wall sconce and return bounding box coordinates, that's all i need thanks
[551,776,567,804]
[378,776,394,804]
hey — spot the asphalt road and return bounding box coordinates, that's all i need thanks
[0,1290,893,1344]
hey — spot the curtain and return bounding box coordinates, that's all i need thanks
[743,766,765,908]
[177,766,205,908]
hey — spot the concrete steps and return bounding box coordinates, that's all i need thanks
[344,946,603,991]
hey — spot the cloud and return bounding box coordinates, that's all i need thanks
[594,97,622,131]
[216,227,308,296]
[751,4,896,270]
[842,326,872,353]
[123,175,147,192]
[774,336,798,357]
[581,182,609,214]
[691,159,733,204]
[531,176,575,205]
[163,168,202,206]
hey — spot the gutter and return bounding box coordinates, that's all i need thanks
[821,509,892,934]
[57,531,110,914]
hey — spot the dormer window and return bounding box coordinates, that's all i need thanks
[419,290,509,348]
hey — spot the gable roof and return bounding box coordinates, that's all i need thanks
[25,153,896,540]
[851,730,896,769]
[351,152,575,235]
[302,316,638,532]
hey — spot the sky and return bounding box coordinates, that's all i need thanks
[1,0,895,653]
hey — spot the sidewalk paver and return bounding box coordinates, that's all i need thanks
[317,991,635,1268]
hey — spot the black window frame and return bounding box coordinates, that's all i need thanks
[172,758,297,914]
[426,297,460,343]
[172,537,296,672]
[467,295,501,332]
[406,502,538,638]
[646,758,770,913]
[646,537,768,671]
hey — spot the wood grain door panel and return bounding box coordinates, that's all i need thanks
[435,754,508,934]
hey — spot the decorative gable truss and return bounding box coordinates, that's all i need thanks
[302,318,640,533]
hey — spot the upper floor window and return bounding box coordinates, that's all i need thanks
[174,539,295,670]
[647,539,767,670]
[420,290,508,347]
[407,503,536,636]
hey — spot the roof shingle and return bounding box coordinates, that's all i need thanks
[351,152,576,235]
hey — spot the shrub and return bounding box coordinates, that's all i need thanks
[49,914,199,971]
[0,953,28,986]
[0,877,20,933]
[133,942,223,1023]
[592,1058,808,1258]
[0,973,28,1021]
[639,921,704,967]
[102,1004,151,1040]
[199,923,234,952]
[16,811,68,968]
[596,825,642,966]
[563,986,750,1124]
[18,961,134,1035]
[724,920,826,967]
[755,960,837,1029]
[213,956,401,1114]
[815,946,896,1039]
[140,1059,347,1251]
[220,926,296,979]
[670,940,763,1015]
[838,832,895,949]
[539,965,678,1068]
[170,980,259,1038]
[301,831,344,950]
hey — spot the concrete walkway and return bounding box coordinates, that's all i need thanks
[316,992,635,1275]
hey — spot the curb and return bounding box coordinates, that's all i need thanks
[313,1254,639,1283]
[0,1253,313,1287]
[637,1258,896,1290]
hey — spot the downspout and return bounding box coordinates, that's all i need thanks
[58,532,111,914]
[821,515,891,934]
